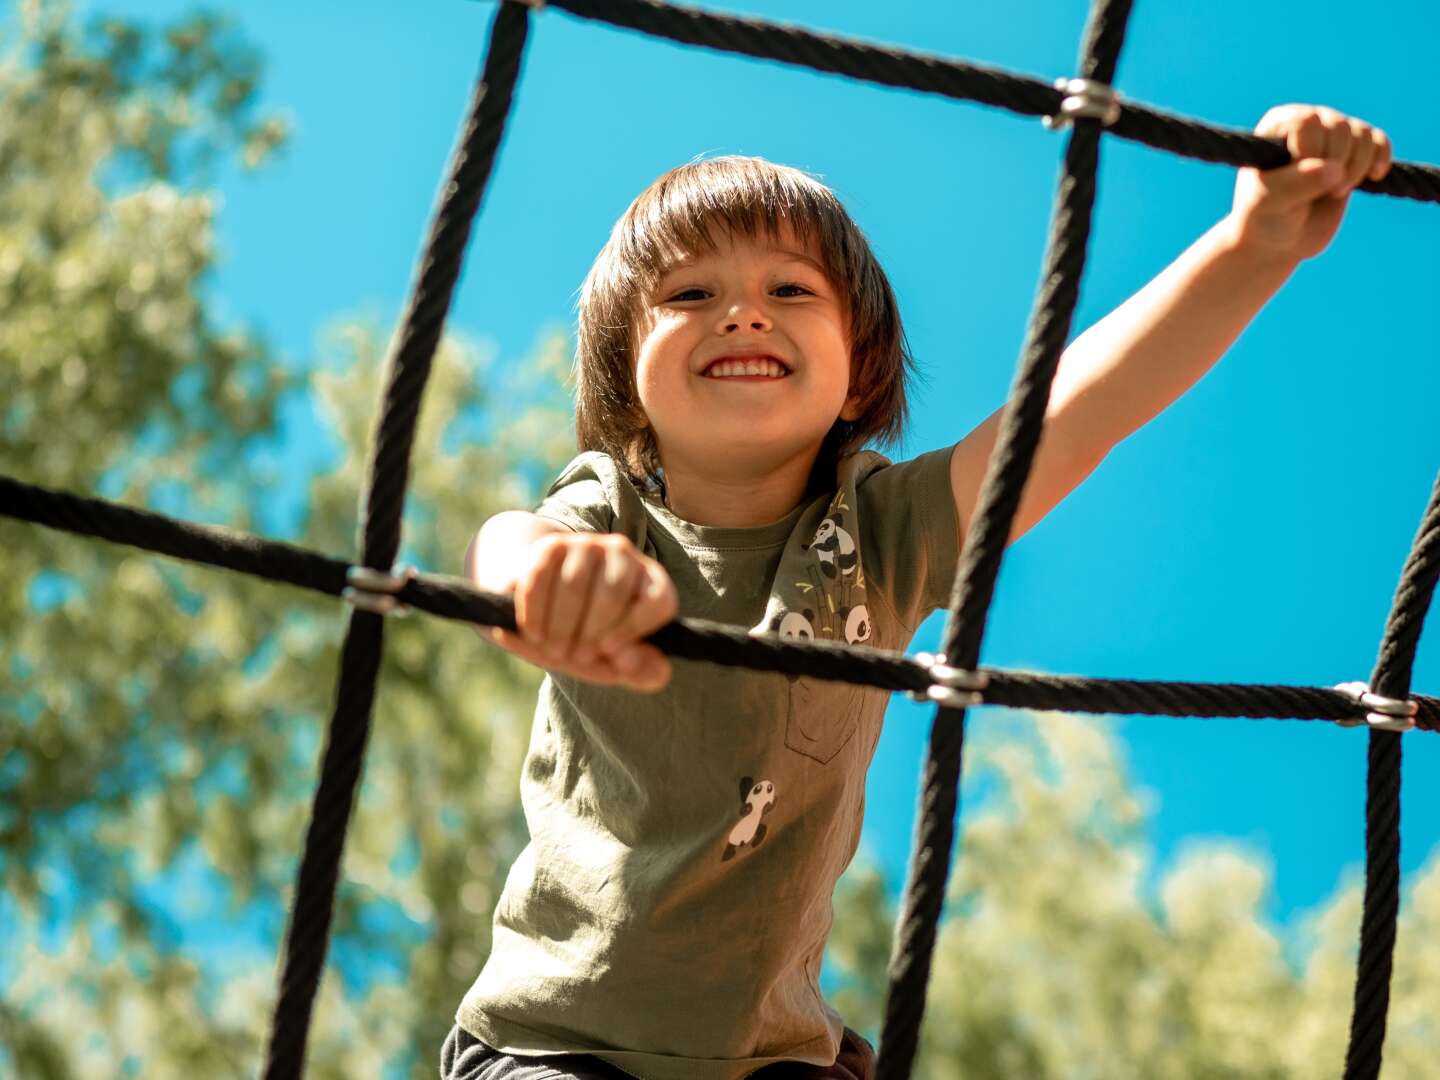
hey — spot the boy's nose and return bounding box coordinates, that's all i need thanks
[718,304,772,334]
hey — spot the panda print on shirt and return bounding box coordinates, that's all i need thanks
[761,488,872,764]
[721,778,776,861]
[768,488,871,647]
[723,489,878,861]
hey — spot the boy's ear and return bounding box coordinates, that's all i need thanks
[623,395,651,431]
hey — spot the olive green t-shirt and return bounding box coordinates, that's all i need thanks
[457,446,959,1080]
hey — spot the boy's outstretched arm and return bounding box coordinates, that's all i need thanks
[948,104,1394,547]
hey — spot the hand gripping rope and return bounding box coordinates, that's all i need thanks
[4,0,1440,1077]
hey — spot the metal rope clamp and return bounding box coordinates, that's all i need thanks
[342,563,419,618]
[1332,680,1417,733]
[909,652,990,709]
[1043,77,1123,130]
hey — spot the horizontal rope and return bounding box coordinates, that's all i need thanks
[4,470,1436,731]
[523,0,1440,204]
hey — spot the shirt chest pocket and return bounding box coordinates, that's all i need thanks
[784,676,863,765]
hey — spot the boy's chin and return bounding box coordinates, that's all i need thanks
[659,431,833,474]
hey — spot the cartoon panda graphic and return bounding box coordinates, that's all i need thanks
[722,778,776,861]
[840,602,871,645]
[747,488,875,765]
[803,513,859,581]
[777,582,869,647]
[771,608,816,642]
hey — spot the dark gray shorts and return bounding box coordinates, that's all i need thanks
[439,1024,876,1080]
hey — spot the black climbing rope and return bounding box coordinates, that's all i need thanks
[259,5,532,1077]
[876,1,1137,1073]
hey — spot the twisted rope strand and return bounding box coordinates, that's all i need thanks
[1371,469,1440,697]
[1343,469,1440,1079]
[259,6,531,1078]
[535,0,1440,203]
[4,470,1438,731]
[875,3,1137,1075]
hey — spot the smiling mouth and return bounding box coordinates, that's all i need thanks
[701,357,791,379]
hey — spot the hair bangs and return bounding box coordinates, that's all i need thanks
[625,166,840,299]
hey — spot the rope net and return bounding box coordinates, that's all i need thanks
[3,0,1439,1076]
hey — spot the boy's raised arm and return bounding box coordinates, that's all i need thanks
[947,104,1393,548]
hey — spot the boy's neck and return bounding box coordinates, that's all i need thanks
[657,451,819,528]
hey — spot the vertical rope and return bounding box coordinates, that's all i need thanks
[874,2,1136,1075]
[258,6,531,1078]
[1343,468,1440,1078]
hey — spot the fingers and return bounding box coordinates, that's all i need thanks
[512,534,564,645]
[547,540,602,650]
[1250,157,1342,214]
[1255,104,1393,194]
[1339,117,1372,191]
[596,556,679,650]
[600,642,672,693]
[490,627,670,693]
[504,533,677,692]
[1365,124,1393,182]
[574,537,643,645]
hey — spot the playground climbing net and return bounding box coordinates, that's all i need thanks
[4,0,1440,1077]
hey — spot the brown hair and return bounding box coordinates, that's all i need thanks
[574,155,915,486]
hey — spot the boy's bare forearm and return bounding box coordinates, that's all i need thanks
[1048,214,1298,460]
[464,510,568,596]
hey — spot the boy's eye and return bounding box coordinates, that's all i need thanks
[665,283,812,303]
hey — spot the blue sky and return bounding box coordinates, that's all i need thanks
[79,0,1440,928]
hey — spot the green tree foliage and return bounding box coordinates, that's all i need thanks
[827,714,1440,1078]
[1,2,572,1075]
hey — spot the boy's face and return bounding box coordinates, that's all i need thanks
[632,224,859,484]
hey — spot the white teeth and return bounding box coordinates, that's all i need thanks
[705,358,787,378]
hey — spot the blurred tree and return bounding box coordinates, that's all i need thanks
[827,713,1440,1078]
[0,1,572,1075]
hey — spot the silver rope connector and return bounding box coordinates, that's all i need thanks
[1332,681,1417,733]
[1043,77,1122,130]
[342,563,418,618]
[909,652,990,709]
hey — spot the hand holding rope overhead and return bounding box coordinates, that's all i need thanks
[1233,105,1395,261]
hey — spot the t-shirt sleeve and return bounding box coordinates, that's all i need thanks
[533,455,616,534]
[531,452,654,545]
[853,444,960,634]
[534,479,610,534]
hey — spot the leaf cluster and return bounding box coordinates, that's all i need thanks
[1,3,574,1076]
[827,714,1440,1078]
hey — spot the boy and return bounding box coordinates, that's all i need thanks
[445,105,1392,1079]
